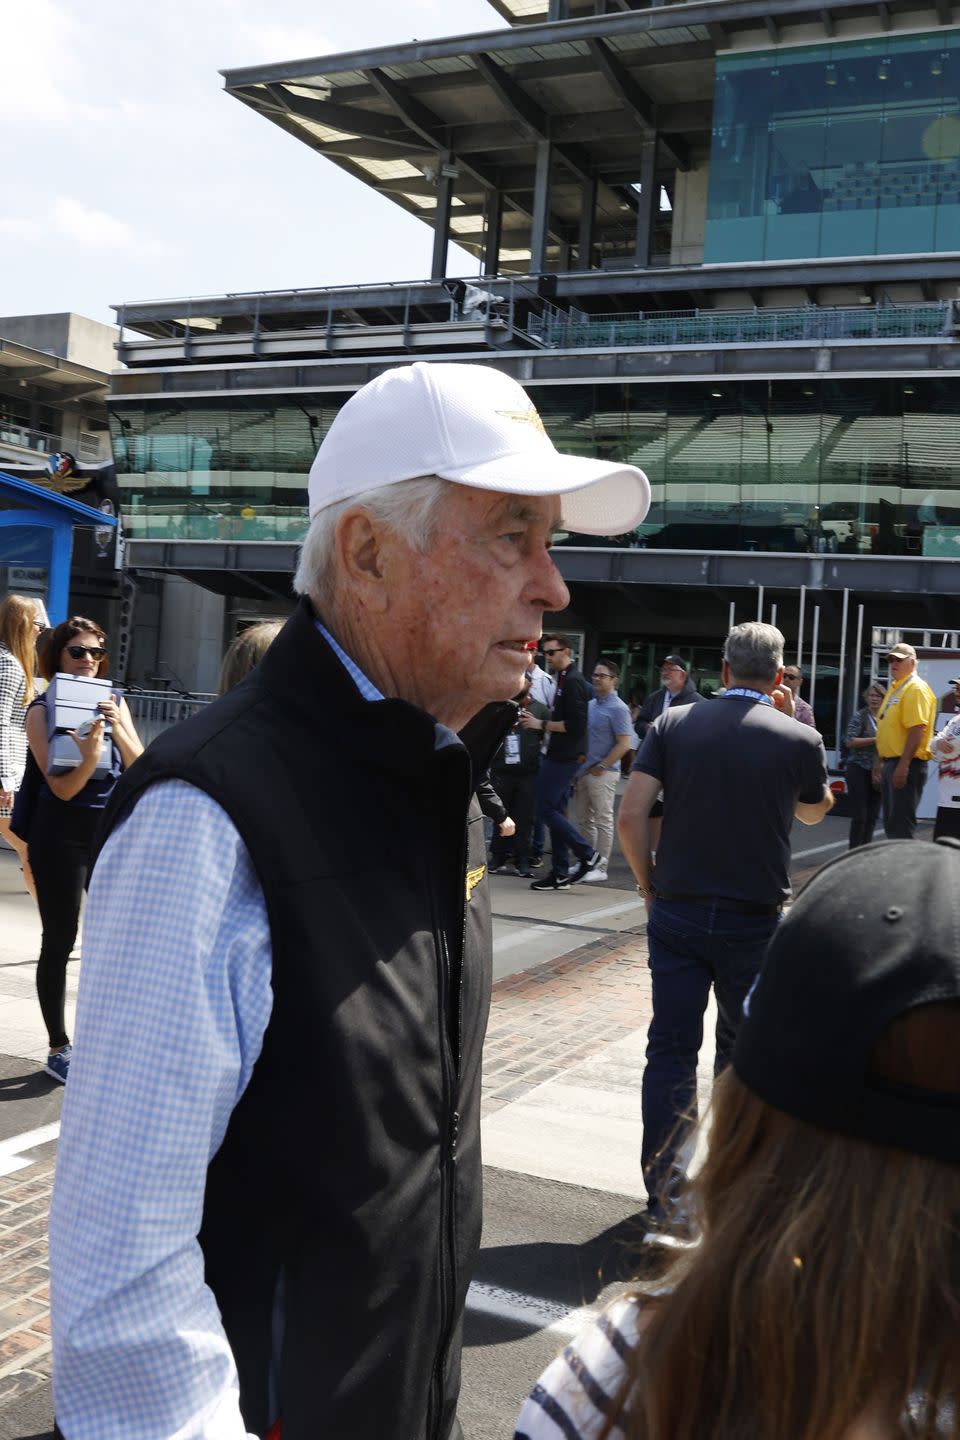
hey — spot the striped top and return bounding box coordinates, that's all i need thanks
[0,643,29,794]
[515,1296,642,1440]
[516,1296,949,1440]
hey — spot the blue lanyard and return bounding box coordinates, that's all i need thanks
[723,687,773,706]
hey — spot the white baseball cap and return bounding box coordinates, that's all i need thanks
[307,362,650,537]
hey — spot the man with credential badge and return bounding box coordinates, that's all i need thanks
[617,621,833,1237]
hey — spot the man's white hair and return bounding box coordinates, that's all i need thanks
[293,476,450,613]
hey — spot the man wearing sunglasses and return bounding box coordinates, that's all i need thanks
[522,635,603,889]
[781,665,816,728]
[49,363,650,1440]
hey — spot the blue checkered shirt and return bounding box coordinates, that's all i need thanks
[49,625,383,1438]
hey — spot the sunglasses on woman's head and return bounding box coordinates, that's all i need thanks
[66,644,105,660]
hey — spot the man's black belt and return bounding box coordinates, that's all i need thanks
[653,891,783,917]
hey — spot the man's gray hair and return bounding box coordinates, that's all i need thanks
[723,621,785,685]
[293,476,450,613]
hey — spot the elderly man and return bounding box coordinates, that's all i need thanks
[873,641,936,839]
[618,622,832,1237]
[633,654,701,738]
[48,362,649,1440]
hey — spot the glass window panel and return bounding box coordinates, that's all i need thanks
[706,31,960,261]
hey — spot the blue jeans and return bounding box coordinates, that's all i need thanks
[533,756,592,875]
[641,899,779,1216]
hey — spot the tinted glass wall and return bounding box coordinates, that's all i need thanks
[110,396,332,542]
[538,378,960,555]
[706,32,960,262]
[110,377,960,555]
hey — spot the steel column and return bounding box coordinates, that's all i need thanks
[530,139,553,275]
[810,606,821,714]
[633,138,658,271]
[576,173,598,271]
[431,155,455,280]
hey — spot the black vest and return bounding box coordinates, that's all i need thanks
[95,600,515,1439]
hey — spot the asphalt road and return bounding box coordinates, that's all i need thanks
[463,1167,639,1440]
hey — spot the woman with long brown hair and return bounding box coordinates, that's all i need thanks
[0,593,42,898]
[516,840,960,1440]
[23,615,143,1083]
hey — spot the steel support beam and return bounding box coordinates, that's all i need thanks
[577,172,598,270]
[586,38,689,171]
[259,84,430,150]
[633,139,657,270]
[125,541,960,604]
[530,139,553,274]
[471,53,593,185]
[431,155,454,279]
[482,190,503,276]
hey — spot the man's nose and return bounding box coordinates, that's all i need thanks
[533,551,570,613]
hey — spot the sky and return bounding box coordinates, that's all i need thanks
[2,0,507,329]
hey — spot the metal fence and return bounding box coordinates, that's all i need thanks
[527,300,956,351]
[124,690,215,747]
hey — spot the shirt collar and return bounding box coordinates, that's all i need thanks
[315,621,384,702]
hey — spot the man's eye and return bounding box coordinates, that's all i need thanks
[500,531,523,545]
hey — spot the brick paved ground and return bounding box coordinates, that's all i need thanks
[482,924,650,1115]
[0,1154,54,1412]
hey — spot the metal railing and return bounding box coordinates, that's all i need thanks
[124,689,215,746]
[527,300,956,350]
[0,422,61,455]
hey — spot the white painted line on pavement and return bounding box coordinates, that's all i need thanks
[493,895,642,956]
[466,1280,594,1339]
[793,828,883,860]
[0,1121,60,1176]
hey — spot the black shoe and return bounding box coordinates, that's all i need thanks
[528,855,543,870]
[569,850,603,884]
[515,866,533,878]
[530,871,570,891]
[488,862,506,874]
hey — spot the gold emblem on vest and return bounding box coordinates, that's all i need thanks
[496,407,547,437]
[465,864,486,902]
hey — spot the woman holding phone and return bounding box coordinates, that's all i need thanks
[23,616,143,1083]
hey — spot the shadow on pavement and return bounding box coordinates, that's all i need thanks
[466,1213,647,1347]
[0,1068,57,1101]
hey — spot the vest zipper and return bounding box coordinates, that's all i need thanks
[428,794,469,1440]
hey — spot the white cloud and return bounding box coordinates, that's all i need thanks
[230,21,336,66]
[0,217,44,241]
[50,199,170,258]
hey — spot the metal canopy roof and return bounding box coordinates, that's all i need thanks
[222,0,924,274]
[0,337,109,403]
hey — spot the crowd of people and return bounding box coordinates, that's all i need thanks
[0,361,956,1438]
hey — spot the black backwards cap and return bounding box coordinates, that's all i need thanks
[733,838,960,1165]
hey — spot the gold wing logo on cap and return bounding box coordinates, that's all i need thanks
[497,407,547,437]
[466,864,486,902]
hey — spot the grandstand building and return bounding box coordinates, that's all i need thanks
[110,0,960,735]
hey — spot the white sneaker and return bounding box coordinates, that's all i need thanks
[582,867,608,882]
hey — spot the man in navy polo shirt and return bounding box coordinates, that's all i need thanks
[618,621,833,1233]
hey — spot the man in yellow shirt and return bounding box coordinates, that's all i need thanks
[873,641,936,839]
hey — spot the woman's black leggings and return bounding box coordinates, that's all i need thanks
[29,803,99,1050]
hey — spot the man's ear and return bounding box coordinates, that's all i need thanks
[334,506,390,612]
